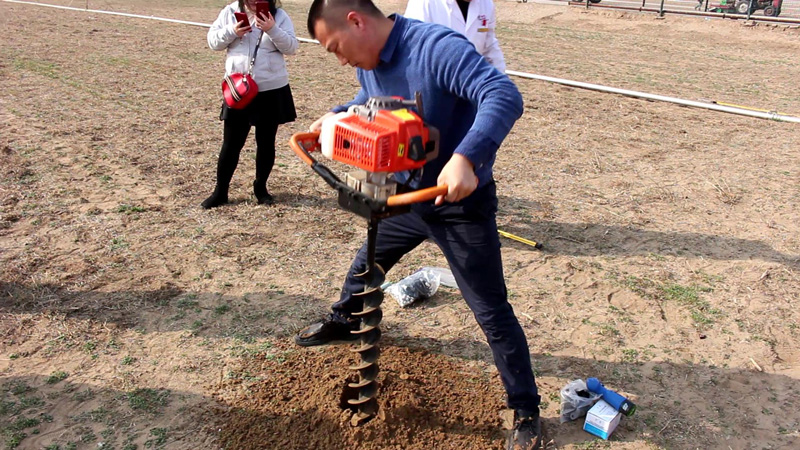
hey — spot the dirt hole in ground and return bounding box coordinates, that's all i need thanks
[214,343,509,449]
[338,375,362,414]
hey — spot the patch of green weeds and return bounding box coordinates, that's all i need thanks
[116,204,146,214]
[121,433,139,450]
[2,416,42,449]
[126,389,170,414]
[73,407,110,424]
[598,324,620,337]
[539,400,549,410]
[3,431,26,449]
[5,381,33,396]
[190,320,204,332]
[14,58,61,78]
[11,416,41,431]
[176,296,200,312]
[72,389,95,403]
[573,440,611,449]
[660,283,709,303]
[46,371,69,384]
[661,283,722,326]
[214,304,231,315]
[83,341,97,353]
[264,351,290,364]
[78,426,96,443]
[110,237,129,250]
[121,356,136,366]
[144,427,168,448]
[18,396,44,410]
[621,348,639,363]
[618,274,657,299]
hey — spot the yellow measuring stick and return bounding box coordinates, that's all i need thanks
[498,230,542,249]
[713,101,788,116]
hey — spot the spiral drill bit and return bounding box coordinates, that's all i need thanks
[346,219,385,425]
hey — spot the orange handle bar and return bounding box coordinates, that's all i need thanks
[386,185,448,206]
[288,131,449,207]
[289,131,321,166]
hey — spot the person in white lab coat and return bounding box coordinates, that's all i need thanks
[404,0,506,72]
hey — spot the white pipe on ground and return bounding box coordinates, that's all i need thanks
[4,0,799,123]
[2,0,209,27]
[505,70,800,123]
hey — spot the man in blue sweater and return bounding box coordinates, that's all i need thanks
[295,0,542,447]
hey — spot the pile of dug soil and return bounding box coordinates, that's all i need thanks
[215,342,512,449]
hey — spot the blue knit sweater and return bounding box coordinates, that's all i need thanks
[332,14,523,190]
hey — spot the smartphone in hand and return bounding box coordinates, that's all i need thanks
[234,11,250,28]
[255,1,271,19]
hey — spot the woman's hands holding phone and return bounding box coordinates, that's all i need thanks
[234,21,252,37]
[255,9,275,32]
[234,12,251,37]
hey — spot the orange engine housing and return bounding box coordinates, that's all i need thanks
[329,109,430,173]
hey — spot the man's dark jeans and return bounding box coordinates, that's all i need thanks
[331,182,541,412]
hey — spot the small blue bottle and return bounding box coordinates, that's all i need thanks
[586,378,637,417]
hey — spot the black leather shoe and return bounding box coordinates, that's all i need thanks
[507,411,542,450]
[294,314,360,347]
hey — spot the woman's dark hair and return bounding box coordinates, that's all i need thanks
[307,0,383,38]
[238,0,279,16]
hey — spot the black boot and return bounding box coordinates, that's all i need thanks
[253,180,274,205]
[507,410,542,450]
[201,187,229,209]
[254,124,278,206]
[202,120,248,209]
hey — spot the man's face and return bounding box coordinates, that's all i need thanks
[314,15,380,70]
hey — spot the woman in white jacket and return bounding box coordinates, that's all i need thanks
[203,0,298,209]
[404,0,505,72]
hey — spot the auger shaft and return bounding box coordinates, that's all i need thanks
[347,218,385,425]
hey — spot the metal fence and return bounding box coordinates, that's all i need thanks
[566,0,800,21]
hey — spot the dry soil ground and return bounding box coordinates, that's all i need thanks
[1,0,800,449]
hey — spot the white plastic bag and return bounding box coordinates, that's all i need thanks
[560,379,601,423]
[385,268,442,307]
[420,266,457,288]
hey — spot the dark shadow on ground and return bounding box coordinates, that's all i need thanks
[0,281,322,340]
[497,196,798,268]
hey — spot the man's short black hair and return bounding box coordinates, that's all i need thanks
[307,0,384,39]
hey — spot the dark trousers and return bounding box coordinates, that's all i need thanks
[332,182,541,413]
[212,119,279,194]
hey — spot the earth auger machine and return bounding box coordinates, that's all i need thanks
[289,94,444,426]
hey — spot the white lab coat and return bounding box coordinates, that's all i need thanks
[404,0,506,72]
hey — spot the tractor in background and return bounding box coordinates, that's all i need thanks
[710,0,782,16]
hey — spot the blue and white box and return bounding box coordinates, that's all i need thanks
[583,399,621,440]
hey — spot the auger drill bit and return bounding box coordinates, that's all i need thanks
[347,219,385,425]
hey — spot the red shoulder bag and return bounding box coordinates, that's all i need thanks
[222,30,263,109]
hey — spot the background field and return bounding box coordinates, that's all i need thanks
[1,1,799,449]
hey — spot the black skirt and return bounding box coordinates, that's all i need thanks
[220,83,297,127]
